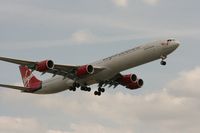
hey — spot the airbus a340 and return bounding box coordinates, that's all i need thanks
[0,39,180,96]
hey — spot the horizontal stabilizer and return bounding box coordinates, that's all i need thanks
[0,84,28,91]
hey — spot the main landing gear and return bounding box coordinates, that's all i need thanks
[94,83,105,96]
[69,82,80,91]
[80,86,91,92]
[69,82,106,96]
[69,82,91,92]
[160,55,167,66]
[94,87,105,96]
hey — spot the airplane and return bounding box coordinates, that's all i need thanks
[0,39,180,96]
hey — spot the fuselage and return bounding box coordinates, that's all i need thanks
[36,39,180,94]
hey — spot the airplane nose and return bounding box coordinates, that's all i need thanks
[174,40,180,48]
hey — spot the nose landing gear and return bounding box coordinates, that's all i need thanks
[160,60,166,66]
[160,55,167,66]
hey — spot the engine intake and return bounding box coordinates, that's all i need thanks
[119,74,137,85]
[35,60,54,72]
[76,65,94,77]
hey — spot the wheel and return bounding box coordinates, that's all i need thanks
[87,87,91,92]
[98,87,101,92]
[80,87,85,91]
[98,87,105,92]
[160,61,166,66]
[69,87,75,91]
[76,83,80,88]
[73,82,80,88]
[72,87,76,91]
[97,91,101,96]
[94,91,98,95]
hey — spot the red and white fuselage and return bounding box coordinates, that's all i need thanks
[36,39,180,94]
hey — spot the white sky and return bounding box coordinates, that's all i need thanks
[0,0,200,133]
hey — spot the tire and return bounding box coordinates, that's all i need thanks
[76,83,80,88]
[161,61,166,66]
[80,87,85,91]
[98,87,102,92]
[87,87,91,92]
[97,91,101,96]
[94,91,98,95]
[73,87,76,91]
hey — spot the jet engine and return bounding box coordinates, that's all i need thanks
[76,65,94,77]
[119,74,137,85]
[35,60,54,72]
[126,79,144,90]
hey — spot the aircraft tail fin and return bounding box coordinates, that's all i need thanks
[19,66,42,89]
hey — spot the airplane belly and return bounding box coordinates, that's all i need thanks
[78,69,116,86]
[35,76,73,94]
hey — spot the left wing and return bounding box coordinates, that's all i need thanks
[100,73,143,90]
[0,56,105,79]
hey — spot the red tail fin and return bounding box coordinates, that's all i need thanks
[19,66,42,90]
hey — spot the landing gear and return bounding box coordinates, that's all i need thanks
[160,55,167,66]
[94,91,101,96]
[98,87,105,93]
[73,82,80,88]
[94,87,105,96]
[70,82,106,96]
[69,82,80,91]
[160,60,166,66]
[69,87,76,91]
[80,86,91,92]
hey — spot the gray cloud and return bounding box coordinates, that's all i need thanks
[0,67,200,133]
[167,67,200,98]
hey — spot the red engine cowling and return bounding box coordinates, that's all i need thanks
[126,79,144,90]
[76,65,94,77]
[35,60,54,72]
[119,74,137,85]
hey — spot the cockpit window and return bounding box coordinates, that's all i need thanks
[167,39,175,42]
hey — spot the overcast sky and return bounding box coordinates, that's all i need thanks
[0,0,200,133]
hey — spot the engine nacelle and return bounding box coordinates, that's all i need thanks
[119,74,137,85]
[35,60,54,72]
[126,79,144,90]
[76,65,94,77]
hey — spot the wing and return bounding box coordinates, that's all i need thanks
[49,64,104,78]
[100,73,143,90]
[98,73,122,88]
[0,56,105,80]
